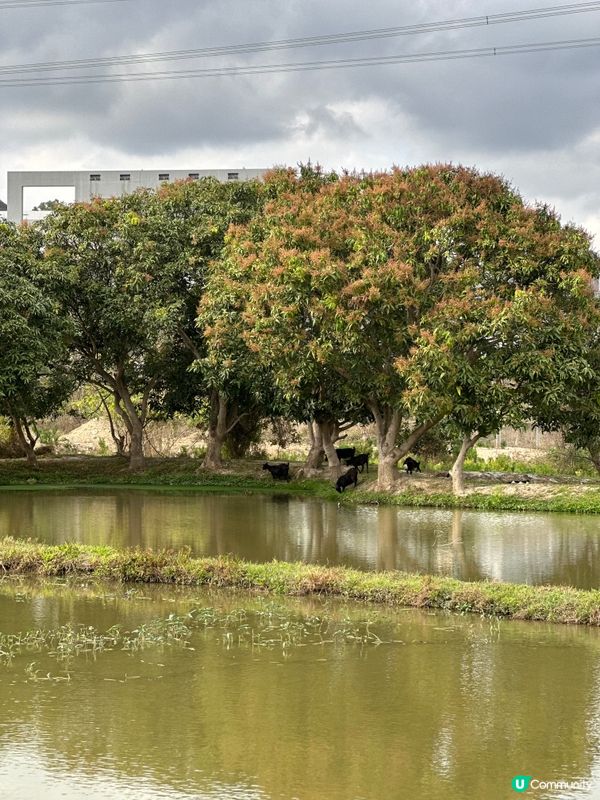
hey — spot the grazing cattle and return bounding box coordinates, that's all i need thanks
[403,457,421,475]
[335,466,358,493]
[262,462,290,481]
[333,447,355,461]
[345,453,369,473]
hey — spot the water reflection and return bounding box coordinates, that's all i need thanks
[1,586,600,799]
[1,489,600,588]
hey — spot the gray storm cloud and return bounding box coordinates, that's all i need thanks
[1,0,599,239]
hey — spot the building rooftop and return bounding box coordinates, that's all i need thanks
[6,169,266,223]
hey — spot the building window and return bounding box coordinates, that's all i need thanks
[158,173,170,181]
[120,174,130,181]
[188,173,199,180]
[89,173,101,181]
[227,172,239,181]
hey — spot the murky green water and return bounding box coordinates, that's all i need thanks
[1,579,600,799]
[2,488,600,588]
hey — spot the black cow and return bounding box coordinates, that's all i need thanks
[335,466,358,493]
[334,447,355,460]
[263,462,290,481]
[345,453,369,473]
[403,457,421,475]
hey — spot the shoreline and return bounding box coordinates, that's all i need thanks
[2,538,600,627]
[1,456,600,514]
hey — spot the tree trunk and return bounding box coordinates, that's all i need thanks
[128,422,146,471]
[304,420,325,472]
[377,455,400,488]
[11,415,37,467]
[370,401,445,490]
[110,382,149,471]
[203,432,225,470]
[202,391,228,470]
[370,405,402,489]
[588,445,600,475]
[202,391,249,470]
[450,432,480,496]
[318,419,343,479]
[100,393,128,457]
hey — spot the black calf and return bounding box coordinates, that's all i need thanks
[335,466,358,493]
[263,462,290,481]
[403,457,421,475]
[345,453,369,473]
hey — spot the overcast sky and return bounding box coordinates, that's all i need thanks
[1,0,599,244]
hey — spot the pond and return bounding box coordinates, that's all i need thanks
[1,579,599,800]
[1,488,600,588]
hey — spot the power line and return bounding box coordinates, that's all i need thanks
[0,0,134,8]
[0,35,598,87]
[0,1,599,73]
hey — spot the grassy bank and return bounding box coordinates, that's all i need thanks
[2,538,600,626]
[352,487,600,514]
[3,456,600,514]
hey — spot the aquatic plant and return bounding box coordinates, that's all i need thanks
[0,604,392,676]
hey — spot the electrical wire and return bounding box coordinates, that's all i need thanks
[0,0,134,9]
[0,0,599,74]
[0,35,597,87]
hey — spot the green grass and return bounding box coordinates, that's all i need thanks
[2,538,600,626]
[4,455,600,514]
[351,487,600,514]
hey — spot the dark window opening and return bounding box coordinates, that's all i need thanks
[158,173,170,181]
[227,172,239,181]
[188,173,199,180]
[89,174,101,181]
[120,174,130,181]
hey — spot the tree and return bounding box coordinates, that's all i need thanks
[156,178,265,469]
[536,316,600,474]
[202,164,600,488]
[39,178,262,470]
[199,166,370,477]
[407,206,600,493]
[0,223,72,464]
[33,199,65,212]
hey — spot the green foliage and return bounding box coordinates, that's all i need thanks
[0,224,73,453]
[37,427,60,447]
[201,163,600,480]
[223,409,263,459]
[96,438,110,456]
[32,199,65,212]
[37,178,263,466]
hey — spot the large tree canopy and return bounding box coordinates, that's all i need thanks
[38,178,262,469]
[202,164,600,487]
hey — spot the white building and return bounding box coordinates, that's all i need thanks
[6,168,267,223]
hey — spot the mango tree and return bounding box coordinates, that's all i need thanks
[39,178,262,470]
[407,204,600,493]
[199,166,371,477]
[210,164,585,487]
[0,223,72,464]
